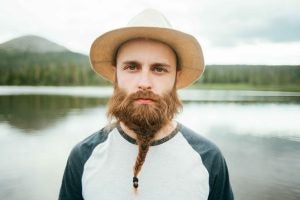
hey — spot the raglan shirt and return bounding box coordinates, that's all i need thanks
[59,123,234,200]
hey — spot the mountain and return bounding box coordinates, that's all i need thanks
[0,35,69,53]
[0,35,110,86]
[0,35,89,69]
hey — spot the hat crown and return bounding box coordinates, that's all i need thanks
[127,9,172,28]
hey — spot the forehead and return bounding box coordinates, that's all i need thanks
[115,38,177,65]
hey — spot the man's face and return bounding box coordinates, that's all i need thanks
[108,39,182,181]
[115,39,178,98]
[108,38,182,136]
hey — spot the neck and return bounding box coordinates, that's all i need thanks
[119,120,177,141]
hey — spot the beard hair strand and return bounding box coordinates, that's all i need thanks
[106,86,182,187]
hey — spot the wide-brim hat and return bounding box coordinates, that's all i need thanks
[90,9,205,89]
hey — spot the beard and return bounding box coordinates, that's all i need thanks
[107,86,182,138]
[106,86,182,189]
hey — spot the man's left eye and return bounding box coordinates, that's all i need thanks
[153,65,167,73]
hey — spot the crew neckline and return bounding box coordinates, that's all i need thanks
[116,122,181,146]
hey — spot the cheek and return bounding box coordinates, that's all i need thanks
[116,74,134,92]
[166,72,177,87]
[154,77,176,95]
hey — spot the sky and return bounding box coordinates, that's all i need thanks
[1,0,300,65]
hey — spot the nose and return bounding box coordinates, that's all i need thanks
[138,70,152,91]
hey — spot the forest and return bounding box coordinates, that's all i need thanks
[0,50,299,91]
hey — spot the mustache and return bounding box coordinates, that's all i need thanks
[126,90,161,102]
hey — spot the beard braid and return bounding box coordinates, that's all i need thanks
[107,86,182,190]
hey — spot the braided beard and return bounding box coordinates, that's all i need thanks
[107,86,182,189]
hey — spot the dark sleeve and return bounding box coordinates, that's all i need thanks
[59,145,85,200]
[180,124,234,200]
[58,129,111,200]
[207,152,234,200]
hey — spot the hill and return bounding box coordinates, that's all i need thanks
[0,35,69,53]
[0,35,109,86]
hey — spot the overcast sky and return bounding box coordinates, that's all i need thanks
[1,0,299,64]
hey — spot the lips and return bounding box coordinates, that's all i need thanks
[131,90,159,105]
[135,98,154,104]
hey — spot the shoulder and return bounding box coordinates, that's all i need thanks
[68,124,114,165]
[180,124,222,157]
[179,124,225,173]
[179,123,234,199]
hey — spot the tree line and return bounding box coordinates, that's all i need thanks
[0,51,110,86]
[0,50,299,90]
[198,65,300,86]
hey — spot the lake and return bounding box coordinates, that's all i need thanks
[0,86,299,200]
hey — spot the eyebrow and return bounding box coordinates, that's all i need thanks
[121,60,141,65]
[121,60,171,68]
[151,63,171,68]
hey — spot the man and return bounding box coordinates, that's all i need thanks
[59,9,233,200]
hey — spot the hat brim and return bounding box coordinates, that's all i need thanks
[90,27,204,89]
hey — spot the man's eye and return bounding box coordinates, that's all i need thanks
[153,65,168,73]
[128,65,136,70]
[125,65,137,71]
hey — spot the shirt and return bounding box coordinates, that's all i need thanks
[59,122,234,200]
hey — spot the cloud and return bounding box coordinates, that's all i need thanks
[192,0,300,46]
[1,0,299,64]
[2,0,299,47]
[204,42,300,65]
[236,16,300,43]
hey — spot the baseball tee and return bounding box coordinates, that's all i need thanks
[59,122,233,200]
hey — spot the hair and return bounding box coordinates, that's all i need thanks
[133,133,153,177]
[106,86,182,190]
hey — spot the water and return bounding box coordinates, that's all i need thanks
[0,87,299,200]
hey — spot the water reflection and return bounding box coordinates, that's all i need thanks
[209,132,300,200]
[0,94,299,200]
[0,95,107,132]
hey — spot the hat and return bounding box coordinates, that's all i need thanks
[90,9,205,89]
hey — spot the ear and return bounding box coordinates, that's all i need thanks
[175,70,182,88]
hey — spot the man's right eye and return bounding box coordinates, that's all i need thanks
[128,65,136,70]
[124,65,138,71]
